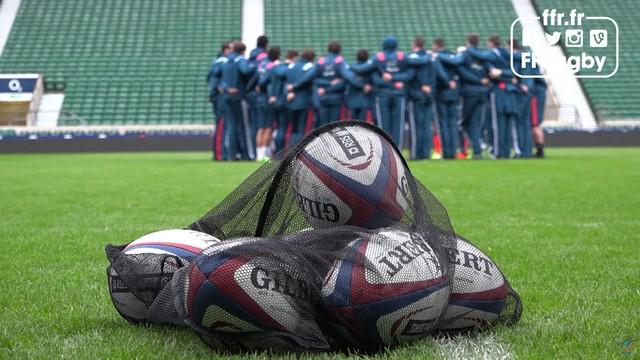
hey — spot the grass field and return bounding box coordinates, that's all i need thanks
[1,148,638,359]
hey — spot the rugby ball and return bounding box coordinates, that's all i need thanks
[292,125,409,229]
[123,229,220,260]
[436,236,508,331]
[175,237,328,351]
[322,229,449,348]
[108,229,220,322]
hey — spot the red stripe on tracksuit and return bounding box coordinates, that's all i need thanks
[215,117,224,161]
[530,96,539,127]
[305,108,315,133]
[284,120,293,147]
[365,109,374,124]
[340,105,349,121]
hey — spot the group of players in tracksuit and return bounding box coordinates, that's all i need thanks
[207,34,547,161]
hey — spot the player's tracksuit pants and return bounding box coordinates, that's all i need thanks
[211,96,227,160]
[461,95,487,156]
[375,95,406,149]
[224,99,255,160]
[490,90,520,159]
[349,107,374,123]
[408,100,434,159]
[247,97,258,151]
[316,104,342,128]
[516,94,533,157]
[483,94,494,153]
[287,109,310,147]
[436,100,459,159]
[272,108,288,153]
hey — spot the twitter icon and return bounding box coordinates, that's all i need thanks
[545,31,561,45]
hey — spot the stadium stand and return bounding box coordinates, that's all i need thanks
[534,0,639,120]
[0,0,240,125]
[265,0,518,62]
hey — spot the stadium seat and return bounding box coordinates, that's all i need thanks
[264,0,517,75]
[0,0,241,125]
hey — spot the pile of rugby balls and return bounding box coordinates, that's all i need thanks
[106,124,516,352]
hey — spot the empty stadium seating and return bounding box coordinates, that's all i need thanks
[1,0,635,125]
[265,0,517,66]
[533,0,639,119]
[0,0,240,125]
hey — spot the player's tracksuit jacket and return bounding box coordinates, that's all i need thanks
[406,50,437,159]
[221,52,256,160]
[286,60,317,146]
[434,51,462,159]
[468,47,518,158]
[314,53,348,127]
[458,48,491,157]
[352,36,414,148]
[207,53,228,160]
[344,60,374,122]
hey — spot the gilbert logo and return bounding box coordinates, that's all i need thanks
[512,8,618,78]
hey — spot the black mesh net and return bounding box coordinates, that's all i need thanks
[105,121,521,353]
[106,244,187,326]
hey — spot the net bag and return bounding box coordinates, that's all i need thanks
[103,121,522,353]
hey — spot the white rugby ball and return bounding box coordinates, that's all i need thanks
[437,236,508,330]
[109,229,220,322]
[175,237,329,351]
[292,125,409,229]
[322,229,449,348]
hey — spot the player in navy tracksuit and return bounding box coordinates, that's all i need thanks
[207,41,232,160]
[260,46,288,152]
[512,41,535,158]
[220,41,257,160]
[254,44,274,161]
[249,36,268,65]
[285,49,317,147]
[458,34,491,159]
[344,49,374,122]
[531,71,547,157]
[352,36,414,148]
[314,41,348,128]
[406,37,438,159]
[246,36,269,156]
[433,38,462,160]
[468,35,519,159]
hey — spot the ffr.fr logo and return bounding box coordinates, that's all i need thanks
[511,8,618,78]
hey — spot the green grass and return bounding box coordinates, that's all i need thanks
[1,149,638,359]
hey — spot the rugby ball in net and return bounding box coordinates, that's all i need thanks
[322,229,449,348]
[175,237,328,351]
[292,125,409,229]
[123,229,220,261]
[436,236,508,331]
[108,229,220,322]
